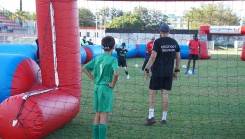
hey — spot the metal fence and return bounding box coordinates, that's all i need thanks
[0,33,37,44]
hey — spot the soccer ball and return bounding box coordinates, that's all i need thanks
[182,65,187,68]
[188,70,192,74]
[134,64,139,68]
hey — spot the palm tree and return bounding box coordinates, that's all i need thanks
[12,9,27,26]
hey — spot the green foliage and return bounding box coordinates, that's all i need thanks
[133,6,168,29]
[133,7,149,28]
[79,7,96,27]
[242,17,245,25]
[105,13,143,29]
[184,3,240,29]
[13,9,36,21]
[95,7,124,26]
[146,10,168,28]
[80,6,169,29]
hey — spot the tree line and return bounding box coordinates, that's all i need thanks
[79,3,244,30]
[11,3,244,30]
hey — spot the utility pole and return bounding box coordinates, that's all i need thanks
[20,0,22,11]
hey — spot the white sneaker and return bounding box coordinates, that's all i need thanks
[126,75,130,79]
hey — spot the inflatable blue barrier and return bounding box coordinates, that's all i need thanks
[80,46,86,64]
[113,44,137,58]
[0,54,28,103]
[0,44,89,64]
[137,44,147,58]
[0,44,37,60]
[179,45,190,59]
[84,45,104,59]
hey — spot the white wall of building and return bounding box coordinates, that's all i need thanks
[79,26,105,45]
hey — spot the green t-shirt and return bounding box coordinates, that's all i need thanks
[84,54,118,85]
[81,39,88,46]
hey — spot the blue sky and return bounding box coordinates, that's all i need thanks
[0,0,244,18]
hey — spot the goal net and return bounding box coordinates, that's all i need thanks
[0,0,244,139]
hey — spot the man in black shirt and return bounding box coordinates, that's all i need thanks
[115,42,130,79]
[143,23,181,125]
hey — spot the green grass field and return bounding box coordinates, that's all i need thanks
[46,50,245,139]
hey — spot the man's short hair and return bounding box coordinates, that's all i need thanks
[101,36,115,51]
[159,23,170,32]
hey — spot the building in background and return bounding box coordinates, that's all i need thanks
[79,26,105,45]
[167,14,188,30]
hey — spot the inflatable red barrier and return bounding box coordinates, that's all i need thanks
[0,0,81,138]
[241,45,245,61]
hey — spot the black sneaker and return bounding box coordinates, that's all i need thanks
[160,120,167,125]
[143,117,156,126]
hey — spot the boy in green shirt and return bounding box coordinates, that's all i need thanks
[83,36,119,139]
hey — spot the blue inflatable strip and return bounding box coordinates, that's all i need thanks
[113,44,137,58]
[85,45,104,59]
[0,54,27,103]
[80,46,86,64]
[137,44,147,58]
[0,44,37,61]
[179,45,190,59]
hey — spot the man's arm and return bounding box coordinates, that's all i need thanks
[145,50,157,70]
[175,52,181,70]
[173,52,181,80]
[144,50,157,79]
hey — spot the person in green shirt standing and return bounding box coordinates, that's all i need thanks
[81,36,88,46]
[83,36,119,139]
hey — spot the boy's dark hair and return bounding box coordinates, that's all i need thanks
[122,42,126,47]
[101,36,115,51]
[193,34,198,39]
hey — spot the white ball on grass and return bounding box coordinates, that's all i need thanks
[134,64,139,68]
[182,65,187,68]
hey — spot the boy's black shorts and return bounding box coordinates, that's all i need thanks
[118,59,127,67]
[149,75,173,91]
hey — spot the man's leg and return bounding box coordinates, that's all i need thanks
[161,89,169,124]
[149,89,156,112]
[144,90,156,125]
